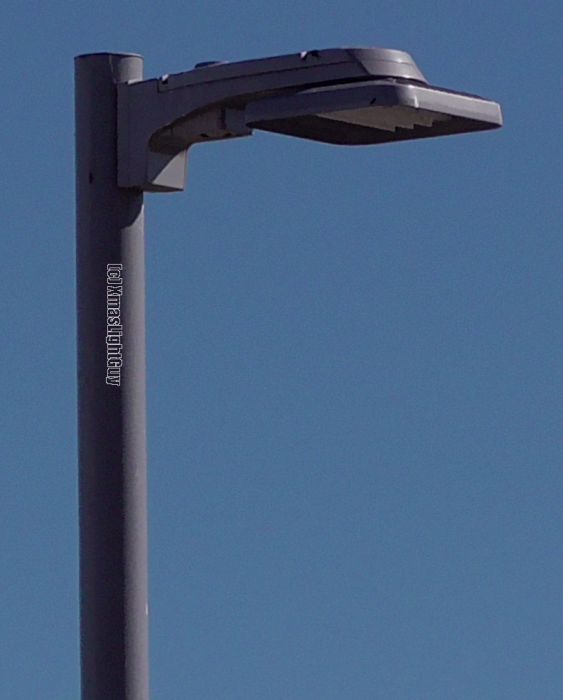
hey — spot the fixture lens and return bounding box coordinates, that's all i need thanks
[317,106,451,133]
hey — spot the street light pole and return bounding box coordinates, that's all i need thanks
[74,45,501,700]
[75,53,149,700]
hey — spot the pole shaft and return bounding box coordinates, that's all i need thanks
[75,53,149,700]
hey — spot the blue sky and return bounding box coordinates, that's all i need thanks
[1,2,562,698]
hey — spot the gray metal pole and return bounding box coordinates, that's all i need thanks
[75,53,149,699]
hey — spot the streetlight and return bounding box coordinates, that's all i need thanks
[75,47,502,699]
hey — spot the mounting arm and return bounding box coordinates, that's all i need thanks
[116,48,427,192]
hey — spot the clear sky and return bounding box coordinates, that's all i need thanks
[1,2,562,698]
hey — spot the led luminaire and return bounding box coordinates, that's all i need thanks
[245,81,502,146]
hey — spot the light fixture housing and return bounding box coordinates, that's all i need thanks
[117,47,502,192]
